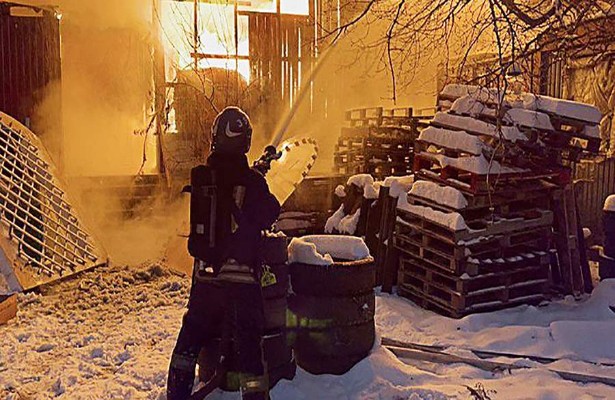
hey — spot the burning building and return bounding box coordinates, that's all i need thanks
[0,0,360,289]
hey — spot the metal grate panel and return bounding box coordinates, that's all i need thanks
[0,112,107,294]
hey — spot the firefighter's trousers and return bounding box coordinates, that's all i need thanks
[167,267,267,400]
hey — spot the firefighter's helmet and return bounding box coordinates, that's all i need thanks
[211,107,253,154]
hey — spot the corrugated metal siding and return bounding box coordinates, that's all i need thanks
[575,158,615,244]
[0,3,61,127]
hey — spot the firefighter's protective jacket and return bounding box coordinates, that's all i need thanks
[188,152,280,272]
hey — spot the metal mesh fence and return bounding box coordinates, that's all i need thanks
[0,113,106,293]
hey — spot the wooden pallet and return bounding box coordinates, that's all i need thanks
[345,107,418,128]
[546,115,601,153]
[399,254,550,293]
[340,126,418,141]
[335,109,424,179]
[395,205,553,244]
[336,138,415,158]
[405,188,553,225]
[394,226,551,276]
[413,153,561,194]
[539,130,601,156]
[398,271,549,318]
[335,140,415,179]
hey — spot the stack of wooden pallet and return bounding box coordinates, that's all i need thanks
[394,84,603,316]
[436,84,602,166]
[395,180,555,317]
[334,107,431,180]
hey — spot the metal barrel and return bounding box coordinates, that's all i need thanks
[603,195,615,258]
[288,237,376,375]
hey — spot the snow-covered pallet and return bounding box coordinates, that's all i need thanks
[397,250,551,318]
[540,121,601,156]
[413,152,563,194]
[395,222,551,276]
[397,273,549,318]
[399,255,550,299]
[437,84,503,109]
[405,188,553,230]
[396,200,553,242]
[435,86,603,163]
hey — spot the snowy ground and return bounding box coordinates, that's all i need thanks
[2,264,615,399]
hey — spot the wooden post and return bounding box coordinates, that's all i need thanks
[375,186,400,294]
[552,185,591,295]
[575,182,594,294]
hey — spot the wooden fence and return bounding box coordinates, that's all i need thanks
[575,157,615,245]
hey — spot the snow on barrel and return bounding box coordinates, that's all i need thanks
[288,235,376,375]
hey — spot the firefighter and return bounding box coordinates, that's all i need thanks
[167,107,280,400]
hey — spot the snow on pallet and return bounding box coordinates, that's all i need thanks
[439,84,504,106]
[437,85,602,157]
[432,112,528,143]
[409,180,549,209]
[397,275,548,318]
[417,126,488,156]
[440,85,602,127]
[413,152,559,194]
[399,255,550,299]
[523,93,602,126]
[394,220,551,276]
[396,233,551,318]
[407,180,553,224]
[450,95,498,119]
[449,95,555,132]
[394,184,553,277]
[396,198,553,243]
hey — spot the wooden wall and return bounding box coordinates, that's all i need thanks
[0,3,61,127]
